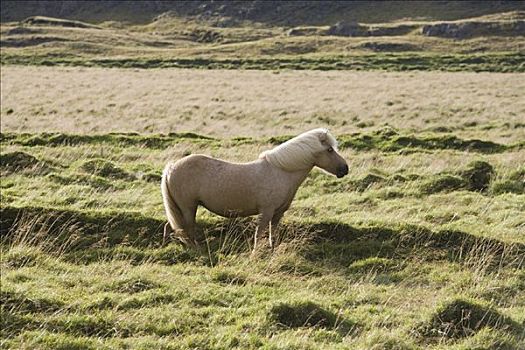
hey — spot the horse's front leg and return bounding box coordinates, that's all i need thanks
[269,211,286,248]
[253,210,273,252]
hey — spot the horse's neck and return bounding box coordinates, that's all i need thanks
[259,157,311,190]
[281,167,312,191]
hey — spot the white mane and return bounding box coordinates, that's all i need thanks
[259,128,338,171]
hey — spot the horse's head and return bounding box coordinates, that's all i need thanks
[314,131,348,178]
[260,128,348,176]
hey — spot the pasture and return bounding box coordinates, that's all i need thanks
[1,65,524,349]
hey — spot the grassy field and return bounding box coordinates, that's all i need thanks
[2,67,524,143]
[1,65,525,349]
[1,4,525,348]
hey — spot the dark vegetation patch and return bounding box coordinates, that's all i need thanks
[0,35,71,48]
[49,314,131,338]
[5,26,42,35]
[0,151,51,175]
[420,174,467,194]
[351,173,386,191]
[84,296,117,311]
[491,180,525,195]
[78,159,132,180]
[0,130,515,154]
[111,278,161,294]
[295,222,525,270]
[47,173,115,190]
[0,289,63,338]
[2,52,523,72]
[348,257,398,274]
[186,28,222,43]
[0,311,36,339]
[337,128,510,153]
[419,298,521,339]
[491,167,525,194]
[137,171,161,183]
[2,246,47,268]
[1,289,64,314]
[212,270,247,286]
[459,160,495,191]
[420,161,495,194]
[268,301,353,332]
[327,21,418,37]
[311,160,497,196]
[0,132,216,149]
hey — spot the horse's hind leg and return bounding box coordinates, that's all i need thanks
[180,204,199,246]
[253,210,273,252]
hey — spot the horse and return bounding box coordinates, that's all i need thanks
[161,128,348,250]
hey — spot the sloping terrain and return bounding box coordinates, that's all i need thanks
[2,0,524,25]
[1,5,524,71]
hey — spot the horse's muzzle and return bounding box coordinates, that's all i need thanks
[336,164,349,178]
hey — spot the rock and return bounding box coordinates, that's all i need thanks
[327,21,366,37]
[287,26,326,36]
[21,16,100,29]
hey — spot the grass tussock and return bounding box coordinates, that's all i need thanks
[267,301,352,331]
[0,150,51,175]
[420,160,495,194]
[419,298,521,339]
[78,159,132,180]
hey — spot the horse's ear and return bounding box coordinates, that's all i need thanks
[319,129,329,144]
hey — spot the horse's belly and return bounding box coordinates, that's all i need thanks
[200,199,259,218]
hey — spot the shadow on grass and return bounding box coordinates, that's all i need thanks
[1,205,523,270]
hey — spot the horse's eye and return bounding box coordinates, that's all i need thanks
[327,147,334,153]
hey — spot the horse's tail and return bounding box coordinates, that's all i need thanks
[161,164,189,245]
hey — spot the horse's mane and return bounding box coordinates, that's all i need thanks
[259,128,338,171]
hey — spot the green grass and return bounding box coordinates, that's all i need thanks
[2,52,524,72]
[1,129,524,349]
[2,128,521,152]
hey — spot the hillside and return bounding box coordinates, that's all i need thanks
[2,0,525,25]
[1,9,524,72]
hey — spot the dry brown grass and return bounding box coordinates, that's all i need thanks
[1,66,524,143]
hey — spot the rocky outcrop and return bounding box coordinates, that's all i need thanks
[422,20,525,38]
[327,21,365,36]
[325,21,417,37]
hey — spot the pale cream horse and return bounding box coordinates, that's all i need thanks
[161,128,348,250]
